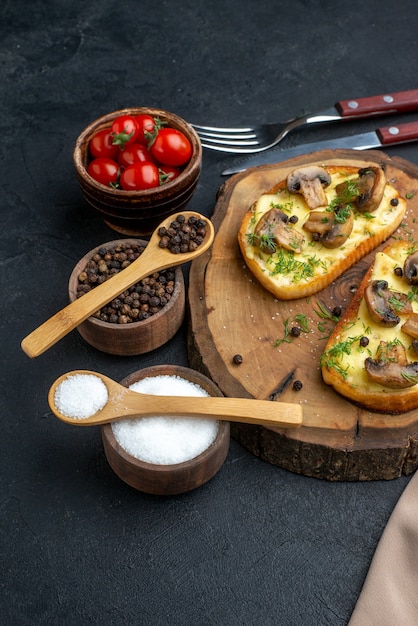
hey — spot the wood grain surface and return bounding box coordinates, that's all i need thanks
[187,149,418,480]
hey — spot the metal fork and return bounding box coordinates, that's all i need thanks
[192,89,418,153]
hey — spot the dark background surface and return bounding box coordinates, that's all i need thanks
[2,1,418,624]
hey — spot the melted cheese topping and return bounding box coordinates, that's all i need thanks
[242,169,403,288]
[322,245,418,392]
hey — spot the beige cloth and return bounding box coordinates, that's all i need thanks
[349,472,418,625]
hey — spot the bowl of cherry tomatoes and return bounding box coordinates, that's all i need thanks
[73,107,202,236]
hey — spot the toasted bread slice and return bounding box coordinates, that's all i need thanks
[238,164,406,300]
[321,240,418,414]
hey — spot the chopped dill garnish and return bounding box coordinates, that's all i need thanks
[388,295,408,311]
[314,301,341,322]
[406,286,418,303]
[274,319,293,347]
[247,230,276,252]
[269,248,318,283]
[269,200,294,214]
[334,205,352,224]
[294,313,310,333]
[406,242,418,255]
[386,337,403,350]
[402,371,418,383]
[274,313,311,347]
[320,334,364,379]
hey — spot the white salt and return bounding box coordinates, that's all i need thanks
[54,373,108,419]
[111,375,219,465]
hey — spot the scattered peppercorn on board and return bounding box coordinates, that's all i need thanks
[187,149,418,481]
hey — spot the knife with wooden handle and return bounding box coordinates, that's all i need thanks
[333,90,418,117]
[283,90,418,127]
[221,120,418,175]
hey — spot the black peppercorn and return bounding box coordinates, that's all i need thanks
[293,380,303,391]
[360,336,369,347]
[233,354,243,364]
[76,241,177,325]
[332,306,342,317]
[390,197,399,206]
[290,326,301,337]
[394,266,403,277]
[158,213,207,252]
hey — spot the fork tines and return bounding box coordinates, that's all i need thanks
[191,124,259,147]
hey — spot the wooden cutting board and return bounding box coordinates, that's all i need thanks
[187,149,418,481]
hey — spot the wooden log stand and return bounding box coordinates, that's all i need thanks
[187,149,418,481]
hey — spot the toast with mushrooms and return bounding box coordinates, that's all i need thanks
[238,163,406,300]
[321,240,418,414]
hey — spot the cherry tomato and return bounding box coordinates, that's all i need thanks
[117,143,155,168]
[120,162,160,191]
[87,157,119,186]
[150,128,192,167]
[135,114,157,145]
[159,164,181,184]
[89,128,119,160]
[111,115,139,148]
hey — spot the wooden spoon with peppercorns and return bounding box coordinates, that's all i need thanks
[21,212,214,358]
[48,370,303,429]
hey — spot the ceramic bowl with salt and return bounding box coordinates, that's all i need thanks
[101,365,230,495]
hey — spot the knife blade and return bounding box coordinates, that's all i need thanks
[221,120,418,176]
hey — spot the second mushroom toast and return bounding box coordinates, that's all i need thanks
[238,163,406,299]
[321,240,418,414]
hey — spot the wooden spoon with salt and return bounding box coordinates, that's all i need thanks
[21,211,214,358]
[48,370,303,429]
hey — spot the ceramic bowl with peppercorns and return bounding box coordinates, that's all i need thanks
[73,107,202,236]
[68,238,185,355]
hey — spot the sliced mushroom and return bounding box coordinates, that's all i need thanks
[401,312,418,338]
[365,340,418,389]
[303,211,331,236]
[334,166,386,213]
[254,208,304,253]
[356,166,386,212]
[286,166,331,210]
[303,206,354,249]
[404,250,418,284]
[365,279,412,326]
